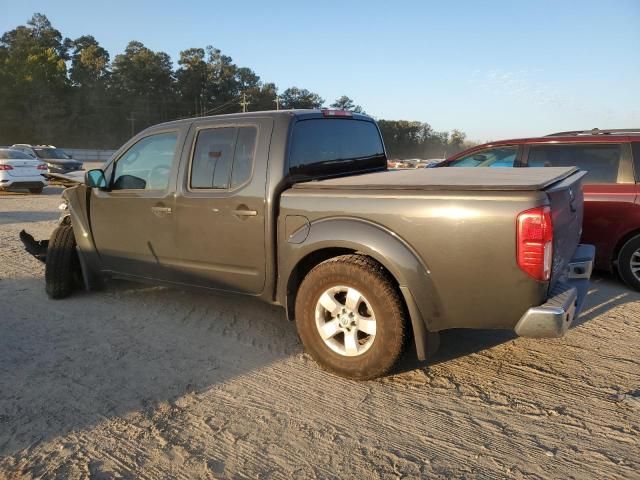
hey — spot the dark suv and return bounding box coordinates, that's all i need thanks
[439,129,640,290]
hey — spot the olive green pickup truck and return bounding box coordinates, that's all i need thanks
[23,110,595,379]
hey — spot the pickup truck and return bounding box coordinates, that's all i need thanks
[26,109,595,379]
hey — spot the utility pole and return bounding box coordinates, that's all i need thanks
[273,96,280,110]
[240,93,250,113]
[126,112,136,137]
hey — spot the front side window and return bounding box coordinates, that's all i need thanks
[289,119,386,179]
[112,132,178,190]
[190,126,257,189]
[528,144,621,184]
[448,146,518,167]
[632,142,640,182]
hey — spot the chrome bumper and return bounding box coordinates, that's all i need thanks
[515,244,595,338]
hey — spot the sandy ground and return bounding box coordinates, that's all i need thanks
[0,187,638,480]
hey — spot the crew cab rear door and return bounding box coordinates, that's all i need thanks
[172,117,273,294]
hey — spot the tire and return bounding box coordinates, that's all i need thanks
[29,187,44,194]
[45,225,79,299]
[617,235,640,291]
[295,254,407,380]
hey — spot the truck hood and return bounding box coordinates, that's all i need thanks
[292,167,579,191]
[43,171,85,185]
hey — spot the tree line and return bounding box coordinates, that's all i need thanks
[0,13,470,157]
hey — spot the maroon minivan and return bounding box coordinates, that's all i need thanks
[439,129,640,290]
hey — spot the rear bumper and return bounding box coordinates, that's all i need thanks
[0,179,47,189]
[515,244,595,338]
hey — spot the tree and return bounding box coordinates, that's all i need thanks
[0,13,469,151]
[0,13,69,143]
[330,95,364,113]
[69,35,109,86]
[110,40,176,133]
[280,87,324,109]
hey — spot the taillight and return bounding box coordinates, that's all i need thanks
[0,164,13,170]
[322,109,352,117]
[517,206,553,281]
[37,163,48,170]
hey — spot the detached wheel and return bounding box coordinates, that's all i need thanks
[295,255,406,380]
[45,225,79,299]
[29,187,44,194]
[618,235,640,291]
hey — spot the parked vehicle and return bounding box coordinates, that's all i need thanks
[438,128,640,290]
[0,148,48,193]
[22,110,594,379]
[10,144,83,174]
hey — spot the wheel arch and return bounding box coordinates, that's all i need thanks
[61,185,103,289]
[278,217,443,360]
[613,228,640,266]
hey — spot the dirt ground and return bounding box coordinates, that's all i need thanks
[0,188,638,479]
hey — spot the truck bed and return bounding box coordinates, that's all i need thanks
[292,167,578,191]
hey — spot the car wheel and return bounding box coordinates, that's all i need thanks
[295,254,406,380]
[618,235,640,291]
[29,187,44,194]
[45,225,79,299]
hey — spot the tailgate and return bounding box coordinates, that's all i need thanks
[545,170,588,289]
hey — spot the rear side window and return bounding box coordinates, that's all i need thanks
[289,119,385,179]
[632,142,640,182]
[190,126,257,189]
[448,146,517,167]
[528,144,621,184]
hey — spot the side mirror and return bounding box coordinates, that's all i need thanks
[85,169,107,189]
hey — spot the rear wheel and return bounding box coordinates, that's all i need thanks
[29,187,44,194]
[45,225,79,299]
[618,235,640,291]
[295,255,406,380]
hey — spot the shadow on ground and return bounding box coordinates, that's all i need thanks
[0,277,299,456]
[0,187,64,197]
[396,271,638,374]
[1,270,636,456]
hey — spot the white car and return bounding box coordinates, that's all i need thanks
[0,148,48,194]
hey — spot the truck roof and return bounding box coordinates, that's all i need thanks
[292,166,580,191]
[151,109,374,130]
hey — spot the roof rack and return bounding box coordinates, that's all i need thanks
[546,128,640,137]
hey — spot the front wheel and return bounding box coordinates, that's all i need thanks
[295,255,406,380]
[45,225,79,299]
[29,187,44,194]
[617,235,640,291]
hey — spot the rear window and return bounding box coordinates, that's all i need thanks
[33,148,70,160]
[0,149,33,159]
[288,119,386,179]
[528,144,621,184]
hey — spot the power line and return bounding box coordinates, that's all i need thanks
[202,96,240,116]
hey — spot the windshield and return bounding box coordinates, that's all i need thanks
[0,149,35,160]
[34,148,71,160]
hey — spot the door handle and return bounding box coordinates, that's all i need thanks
[233,208,257,217]
[151,206,172,215]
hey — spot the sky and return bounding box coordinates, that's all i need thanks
[2,0,639,142]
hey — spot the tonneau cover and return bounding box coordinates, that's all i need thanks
[293,167,579,191]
